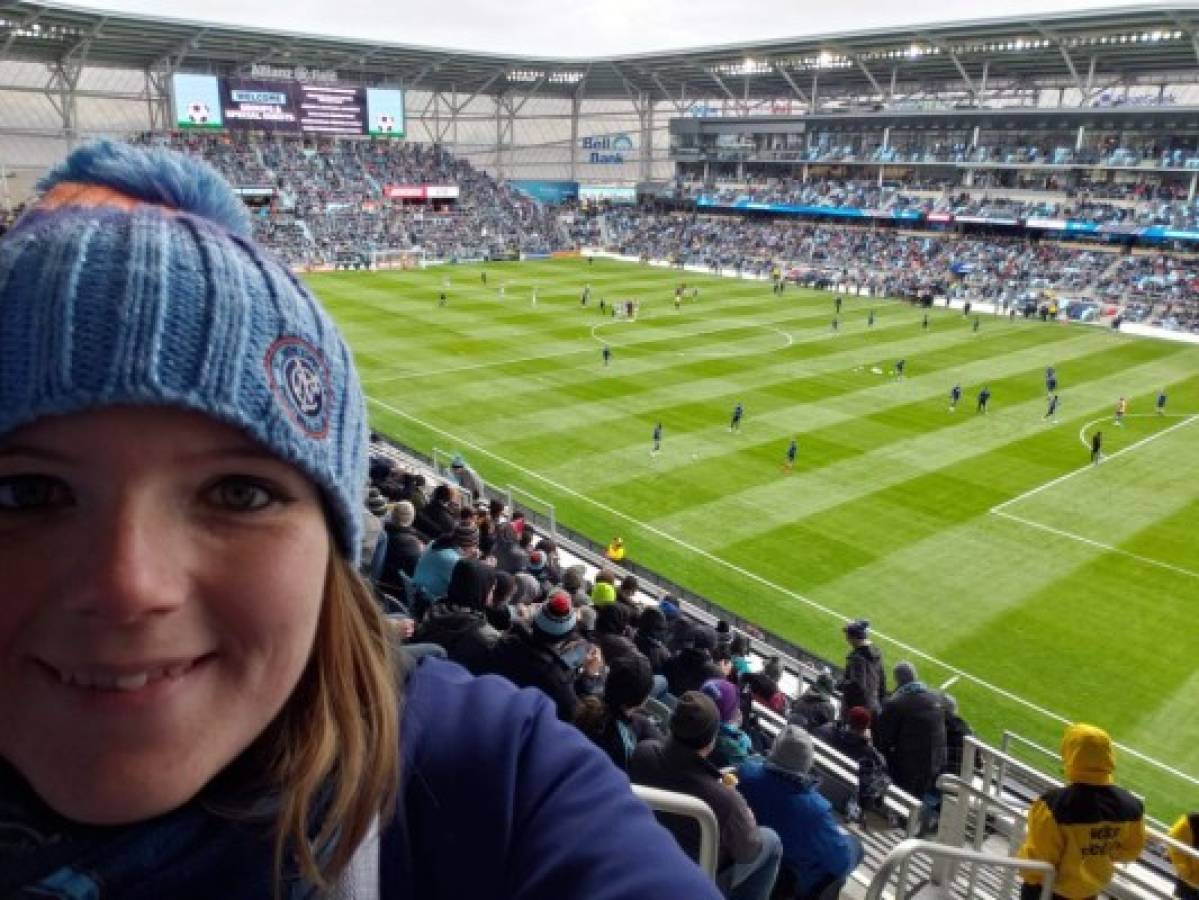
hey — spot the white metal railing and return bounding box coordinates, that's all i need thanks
[932,774,1033,897]
[630,783,720,878]
[864,839,1057,900]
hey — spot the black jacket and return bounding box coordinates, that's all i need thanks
[629,738,762,871]
[577,705,665,772]
[412,605,498,676]
[486,622,580,722]
[838,643,886,716]
[789,693,837,731]
[381,523,424,579]
[634,632,672,675]
[874,684,946,798]
[663,648,722,697]
[415,500,457,542]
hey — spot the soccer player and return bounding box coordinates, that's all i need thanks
[977,385,991,414]
[783,436,798,473]
[437,291,448,307]
[530,287,538,307]
[973,316,981,333]
[599,297,606,314]
[481,270,488,285]
[831,316,839,332]
[730,402,744,433]
[1045,366,1057,395]
[651,422,662,457]
[674,293,681,311]
[922,313,929,331]
[895,359,906,381]
[867,309,875,328]
[1115,396,1127,426]
[1045,393,1060,423]
[1157,389,1168,415]
[835,295,843,314]
[949,383,962,412]
[602,344,611,367]
[1091,430,1103,465]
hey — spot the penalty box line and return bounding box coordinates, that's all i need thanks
[365,393,1199,789]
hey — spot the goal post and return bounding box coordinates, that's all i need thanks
[370,247,428,270]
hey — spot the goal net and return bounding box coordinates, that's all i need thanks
[370,248,428,270]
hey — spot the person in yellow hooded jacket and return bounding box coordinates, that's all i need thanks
[1167,813,1199,899]
[1017,723,1145,899]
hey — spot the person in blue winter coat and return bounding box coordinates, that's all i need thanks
[738,726,864,899]
[0,140,722,900]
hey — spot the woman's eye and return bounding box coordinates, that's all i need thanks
[0,475,73,511]
[209,477,278,512]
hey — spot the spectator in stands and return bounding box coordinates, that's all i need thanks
[873,662,946,824]
[744,661,788,716]
[591,578,618,607]
[1017,723,1146,900]
[575,654,665,771]
[702,678,754,769]
[415,481,458,539]
[738,725,865,900]
[360,486,389,570]
[0,140,722,899]
[605,536,626,562]
[813,707,891,816]
[630,692,783,900]
[837,619,886,718]
[729,634,753,679]
[449,452,485,500]
[664,625,723,696]
[941,693,974,776]
[634,606,673,674]
[492,521,529,574]
[487,591,597,722]
[1167,813,1199,899]
[410,523,478,614]
[411,557,500,675]
[534,537,563,585]
[595,603,641,667]
[617,574,641,617]
[562,567,591,607]
[381,500,424,580]
[790,671,838,731]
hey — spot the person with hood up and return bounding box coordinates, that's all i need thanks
[595,603,641,668]
[574,654,665,771]
[663,625,723,697]
[1167,812,1199,900]
[412,558,500,675]
[492,521,529,575]
[789,671,838,731]
[415,482,458,540]
[1017,723,1145,900]
[837,619,885,718]
[738,726,864,900]
[702,678,754,769]
[873,662,946,805]
[634,607,672,675]
[605,536,626,562]
[409,523,479,615]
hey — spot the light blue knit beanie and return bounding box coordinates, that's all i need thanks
[0,140,366,558]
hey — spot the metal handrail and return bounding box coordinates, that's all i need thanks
[630,783,721,879]
[864,839,1057,900]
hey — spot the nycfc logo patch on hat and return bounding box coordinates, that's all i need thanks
[265,337,332,438]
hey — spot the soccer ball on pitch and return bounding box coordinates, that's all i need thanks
[376,114,396,133]
[186,101,210,125]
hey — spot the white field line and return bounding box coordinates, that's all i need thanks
[991,509,1199,581]
[366,393,1199,788]
[991,413,1198,514]
[590,319,795,354]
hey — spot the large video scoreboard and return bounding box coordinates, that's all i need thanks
[172,73,405,137]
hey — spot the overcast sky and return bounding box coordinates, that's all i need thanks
[54,0,1156,57]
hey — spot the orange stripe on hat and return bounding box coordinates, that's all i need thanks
[36,181,169,214]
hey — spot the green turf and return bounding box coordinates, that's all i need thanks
[310,257,1199,821]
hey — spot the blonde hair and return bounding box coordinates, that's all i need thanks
[259,553,401,893]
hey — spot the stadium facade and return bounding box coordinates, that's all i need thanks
[2,3,1199,204]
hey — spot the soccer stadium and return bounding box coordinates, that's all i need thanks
[1,1,1198,897]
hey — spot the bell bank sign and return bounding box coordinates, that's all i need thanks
[581,134,634,164]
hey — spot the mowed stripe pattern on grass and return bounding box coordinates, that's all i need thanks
[310,258,1199,818]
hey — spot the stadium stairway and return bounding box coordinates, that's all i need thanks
[369,435,1199,900]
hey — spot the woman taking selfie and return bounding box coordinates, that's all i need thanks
[0,141,719,899]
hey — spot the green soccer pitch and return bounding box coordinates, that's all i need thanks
[309,256,1199,819]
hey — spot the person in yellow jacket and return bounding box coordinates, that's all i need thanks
[1017,723,1145,899]
[605,537,626,563]
[1167,813,1199,899]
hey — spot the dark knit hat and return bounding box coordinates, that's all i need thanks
[658,597,680,620]
[811,671,837,695]
[844,618,870,640]
[764,656,783,684]
[604,654,653,711]
[670,691,720,750]
[701,678,740,724]
[453,523,480,549]
[0,141,367,558]
[690,626,717,653]
[596,602,629,635]
[445,558,497,612]
[533,591,576,638]
[636,606,666,635]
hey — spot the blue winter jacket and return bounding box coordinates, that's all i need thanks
[736,758,855,895]
[409,542,461,601]
[380,656,723,899]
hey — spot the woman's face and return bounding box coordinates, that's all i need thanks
[0,406,329,824]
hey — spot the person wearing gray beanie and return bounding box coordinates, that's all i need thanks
[875,658,948,809]
[0,140,724,900]
[739,726,865,897]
